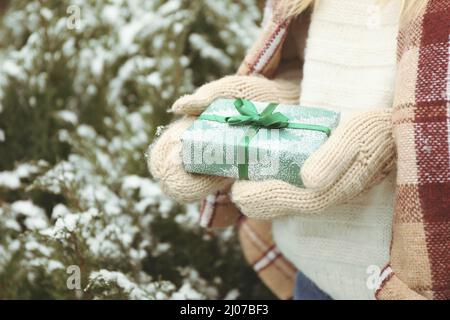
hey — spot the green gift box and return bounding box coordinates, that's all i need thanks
[181,98,340,187]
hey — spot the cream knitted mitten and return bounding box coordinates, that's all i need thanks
[149,67,301,203]
[231,109,395,219]
[172,69,300,116]
[149,117,233,203]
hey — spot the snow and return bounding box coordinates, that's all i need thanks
[26,257,64,273]
[8,239,21,252]
[11,200,48,230]
[159,0,182,15]
[224,289,240,300]
[89,270,152,300]
[51,204,71,219]
[56,110,78,125]
[122,175,144,190]
[171,283,205,300]
[5,219,21,232]
[40,8,53,21]
[91,49,107,76]
[10,200,42,217]
[146,72,162,88]
[61,214,77,232]
[0,0,262,300]
[102,5,120,24]
[62,38,76,57]
[76,125,96,138]
[25,241,52,257]
[2,60,26,81]
[0,172,21,189]
[174,203,201,227]
[173,22,183,35]
[16,163,40,178]
[153,242,171,255]
[122,175,175,215]
[47,260,64,272]
[0,162,44,190]
[189,34,232,68]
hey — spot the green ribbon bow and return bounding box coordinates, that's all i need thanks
[226,99,290,129]
[198,98,332,180]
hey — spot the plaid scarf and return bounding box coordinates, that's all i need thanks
[199,0,450,300]
[376,0,450,300]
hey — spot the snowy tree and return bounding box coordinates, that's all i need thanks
[0,0,273,299]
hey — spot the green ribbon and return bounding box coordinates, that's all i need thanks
[198,98,331,180]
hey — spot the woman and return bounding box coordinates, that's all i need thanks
[149,0,449,300]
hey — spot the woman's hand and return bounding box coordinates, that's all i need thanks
[149,66,301,203]
[231,109,396,219]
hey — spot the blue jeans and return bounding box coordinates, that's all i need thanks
[294,271,332,300]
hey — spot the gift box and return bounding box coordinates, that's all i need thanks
[181,98,340,187]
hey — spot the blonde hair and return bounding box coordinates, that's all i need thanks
[288,0,426,22]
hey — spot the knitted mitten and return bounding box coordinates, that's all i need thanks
[149,117,233,203]
[172,67,300,116]
[231,108,395,219]
[149,65,301,203]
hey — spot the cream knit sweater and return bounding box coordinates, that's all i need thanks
[272,0,401,300]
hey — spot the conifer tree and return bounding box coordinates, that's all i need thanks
[0,0,273,299]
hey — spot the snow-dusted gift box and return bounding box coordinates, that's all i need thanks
[181,98,340,187]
